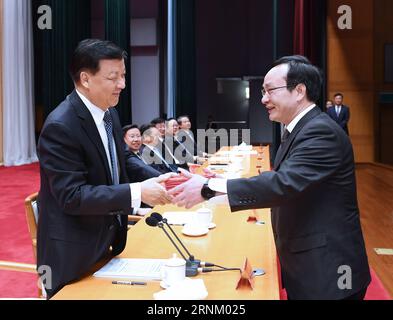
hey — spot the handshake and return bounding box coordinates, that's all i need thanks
[140,168,220,209]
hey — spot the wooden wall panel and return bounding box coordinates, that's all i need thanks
[374,0,393,164]
[327,0,375,162]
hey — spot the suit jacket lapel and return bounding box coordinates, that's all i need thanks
[69,90,112,183]
[273,107,321,170]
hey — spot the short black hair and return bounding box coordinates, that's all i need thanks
[69,39,127,83]
[122,124,139,137]
[334,93,343,98]
[140,123,155,136]
[150,117,165,125]
[273,55,323,103]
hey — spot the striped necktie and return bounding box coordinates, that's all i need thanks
[103,110,121,225]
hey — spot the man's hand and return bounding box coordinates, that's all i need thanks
[202,168,224,179]
[168,169,208,209]
[141,173,177,207]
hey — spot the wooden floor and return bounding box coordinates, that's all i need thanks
[356,163,393,298]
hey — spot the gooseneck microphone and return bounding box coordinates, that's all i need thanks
[150,212,201,267]
[145,216,189,263]
[145,216,199,276]
[150,212,218,268]
[146,212,239,276]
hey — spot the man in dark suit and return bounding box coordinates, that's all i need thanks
[139,124,179,174]
[326,93,350,135]
[164,118,191,170]
[170,56,371,300]
[123,124,161,182]
[177,115,208,160]
[36,39,173,298]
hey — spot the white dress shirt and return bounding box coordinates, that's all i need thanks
[76,90,141,210]
[335,105,341,116]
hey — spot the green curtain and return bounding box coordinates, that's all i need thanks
[105,0,132,126]
[175,0,196,129]
[39,0,91,119]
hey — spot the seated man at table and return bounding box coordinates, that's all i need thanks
[123,124,161,182]
[164,118,191,170]
[177,114,208,160]
[140,124,179,174]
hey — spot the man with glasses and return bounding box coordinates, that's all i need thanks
[170,55,371,300]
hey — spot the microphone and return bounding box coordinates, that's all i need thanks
[151,213,198,263]
[145,216,199,276]
[150,212,216,268]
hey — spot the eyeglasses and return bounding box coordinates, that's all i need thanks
[261,85,293,97]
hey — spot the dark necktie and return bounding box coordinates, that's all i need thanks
[103,111,119,185]
[152,147,177,172]
[135,151,147,164]
[103,111,121,225]
[273,129,291,169]
[281,129,290,144]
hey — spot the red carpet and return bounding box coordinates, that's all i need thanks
[278,267,391,300]
[0,163,40,298]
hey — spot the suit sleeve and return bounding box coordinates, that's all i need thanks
[227,122,346,211]
[340,106,350,128]
[37,120,132,216]
[125,156,161,182]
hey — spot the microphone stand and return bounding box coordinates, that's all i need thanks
[157,222,199,276]
[161,218,201,272]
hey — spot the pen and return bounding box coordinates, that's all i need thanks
[112,280,147,286]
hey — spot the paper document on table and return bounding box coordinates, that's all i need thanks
[93,258,166,281]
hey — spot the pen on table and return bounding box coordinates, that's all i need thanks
[112,280,147,286]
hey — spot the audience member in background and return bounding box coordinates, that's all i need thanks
[177,115,208,160]
[326,93,350,135]
[151,117,166,139]
[122,124,161,182]
[36,39,174,298]
[140,124,178,174]
[165,118,191,169]
[170,55,370,300]
[123,124,142,153]
[325,100,333,110]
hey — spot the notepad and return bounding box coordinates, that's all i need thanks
[93,258,166,281]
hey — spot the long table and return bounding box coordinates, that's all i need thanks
[52,146,279,300]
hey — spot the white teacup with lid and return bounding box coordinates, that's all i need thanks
[161,253,186,288]
[194,207,213,228]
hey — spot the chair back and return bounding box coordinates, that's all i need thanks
[24,192,38,259]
